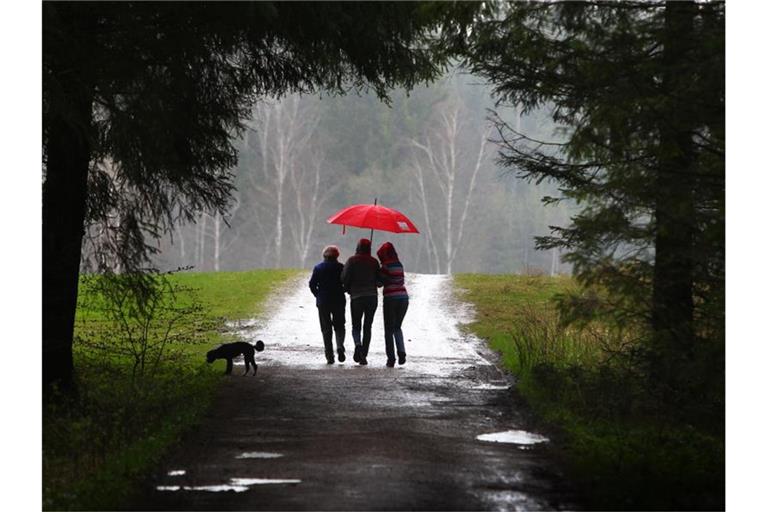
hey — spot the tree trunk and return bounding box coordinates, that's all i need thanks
[550,248,558,277]
[445,175,454,274]
[523,237,530,272]
[198,214,207,271]
[177,224,186,262]
[213,213,221,272]
[651,1,697,361]
[42,48,94,392]
[275,185,283,266]
[412,159,440,273]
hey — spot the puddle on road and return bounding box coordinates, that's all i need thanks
[156,484,248,493]
[476,430,549,445]
[236,451,284,459]
[156,477,301,493]
[481,489,543,512]
[184,484,250,493]
[167,469,186,476]
[230,478,301,485]
[468,383,510,390]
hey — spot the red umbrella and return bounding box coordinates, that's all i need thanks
[327,201,419,241]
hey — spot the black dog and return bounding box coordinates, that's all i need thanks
[206,340,265,375]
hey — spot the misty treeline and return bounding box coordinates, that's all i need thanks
[45,0,724,428]
[141,73,573,275]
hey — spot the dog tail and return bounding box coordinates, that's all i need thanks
[254,340,265,352]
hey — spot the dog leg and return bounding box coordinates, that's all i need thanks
[225,358,233,375]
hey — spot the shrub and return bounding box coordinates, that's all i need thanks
[75,272,214,384]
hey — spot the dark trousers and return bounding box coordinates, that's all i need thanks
[350,295,377,357]
[383,298,409,362]
[318,302,345,359]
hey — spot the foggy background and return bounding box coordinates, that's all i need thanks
[152,71,575,275]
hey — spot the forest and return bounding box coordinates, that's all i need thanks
[39,2,725,511]
[83,72,574,276]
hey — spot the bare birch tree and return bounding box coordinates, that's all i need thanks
[240,95,328,267]
[288,151,341,267]
[409,101,492,274]
[201,194,241,271]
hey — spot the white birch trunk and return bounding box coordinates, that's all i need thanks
[550,247,559,276]
[275,189,283,266]
[412,106,489,275]
[451,126,491,273]
[213,213,221,272]
[198,214,207,271]
[411,157,441,274]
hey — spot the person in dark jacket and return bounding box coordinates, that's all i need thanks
[377,242,409,367]
[309,245,346,364]
[341,238,380,365]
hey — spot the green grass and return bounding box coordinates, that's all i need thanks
[43,269,300,511]
[168,270,298,319]
[454,273,725,511]
[454,274,581,368]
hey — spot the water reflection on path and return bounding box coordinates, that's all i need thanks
[187,272,571,511]
[232,273,492,375]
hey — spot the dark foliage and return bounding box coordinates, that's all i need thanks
[43,1,479,389]
[457,3,725,508]
[462,1,724,397]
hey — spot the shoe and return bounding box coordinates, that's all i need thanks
[359,357,368,366]
[338,351,346,363]
[353,346,361,363]
[398,352,406,365]
[386,359,395,368]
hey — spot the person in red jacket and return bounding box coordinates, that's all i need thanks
[377,242,409,367]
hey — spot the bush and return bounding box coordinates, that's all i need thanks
[454,274,724,510]
[43,362,219,510]
[501,310,724,510]
[75,272,216,382]
[44,272,219,510]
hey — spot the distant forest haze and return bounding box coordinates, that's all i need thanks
[140,73,574,275]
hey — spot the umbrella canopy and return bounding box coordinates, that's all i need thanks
[327,203,419,234]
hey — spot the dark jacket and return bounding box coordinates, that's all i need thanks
[341,239,380,299]
[309,259,346,307]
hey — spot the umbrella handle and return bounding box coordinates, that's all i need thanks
[370,197,377,244]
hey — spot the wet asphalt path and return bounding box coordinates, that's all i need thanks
[135,273,576,511]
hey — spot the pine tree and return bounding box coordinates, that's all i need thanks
[463,1,724,394]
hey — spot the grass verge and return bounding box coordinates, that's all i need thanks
[43,269,299,510]
[454,273,724,511]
